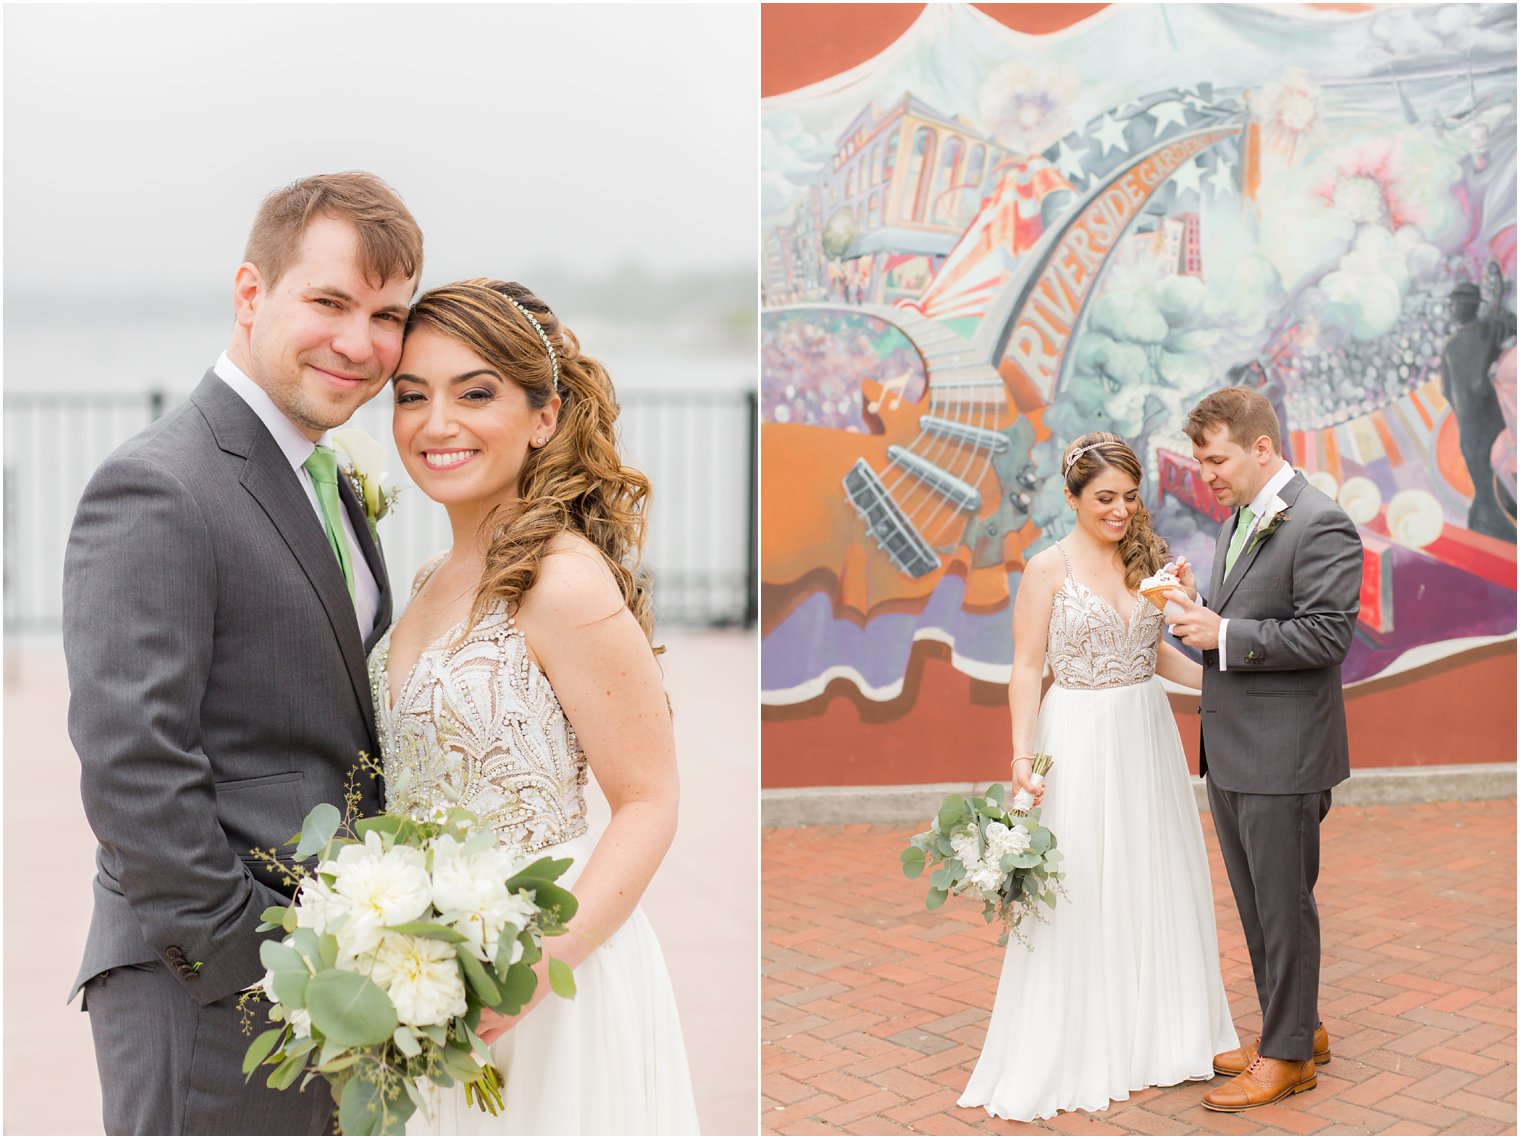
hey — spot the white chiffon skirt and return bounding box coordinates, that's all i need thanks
[408,833,700,1135]
[959,677,1238,1121]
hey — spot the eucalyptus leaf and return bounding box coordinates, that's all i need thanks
[271,970,309,1008]
[260,906,291,928]
[290,927,320,967]
[266,1052,305,1091]
[316,1054,363,1075]
[457,948,501,1006]
[548,957,576,999]
[294,803,342,861]
[387,921,466,943]
[318,933,340,970]
[419,1023,449,1047]
[338,1076,382,1137]
[441,1044,483,1083]
[498,961,537,1013]
[925,886,948,910]
[392,1025,421,1058]
[317,1032,348,1068]
[355,815,405,840]
[514,881,578,924]
[515,929,542,966]
[507,855,573,887]
[305,971,398,1047]
[260,940,305,976]
[242,1027,284,1076]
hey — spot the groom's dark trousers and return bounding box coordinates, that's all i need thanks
[1197,470,1362,1063]
[64,373,390,1134]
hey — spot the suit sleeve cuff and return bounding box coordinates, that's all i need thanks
[1218,618,1229,672]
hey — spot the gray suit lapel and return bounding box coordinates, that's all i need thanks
[1214,471,1307,612]
[338,477,393,653]
[1209,513,1234,603]
[192,373,377,739]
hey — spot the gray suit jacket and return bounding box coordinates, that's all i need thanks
[1198,471,1363,794]
[63,371,390,1006]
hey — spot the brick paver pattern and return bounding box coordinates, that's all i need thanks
[763,800,1516,1136]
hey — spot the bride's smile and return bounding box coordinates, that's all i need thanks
[391,324,560,515]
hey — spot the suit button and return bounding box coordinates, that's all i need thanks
[165,946,185,962]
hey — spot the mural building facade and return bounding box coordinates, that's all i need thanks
[761,4,1517,787]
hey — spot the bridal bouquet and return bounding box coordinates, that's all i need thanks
[899,756,1065,948]
[241,797,577,1135]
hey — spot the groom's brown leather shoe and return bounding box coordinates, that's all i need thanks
[1213,1024,1331,1076]
[1202,1057,1317,1112]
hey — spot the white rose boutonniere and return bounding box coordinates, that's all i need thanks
[1246,493,1290,555]
[331,428,400,533]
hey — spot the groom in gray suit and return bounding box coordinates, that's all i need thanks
[1164,386,1363,1113]
[63,172,423,1134]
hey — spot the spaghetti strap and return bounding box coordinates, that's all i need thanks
[1053,540,1074,578]
[410,551,448,599]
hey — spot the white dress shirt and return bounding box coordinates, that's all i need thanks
[214,353,382,638]
[1217,459,1297,671]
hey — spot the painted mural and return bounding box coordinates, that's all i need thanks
[761,4,1517,786]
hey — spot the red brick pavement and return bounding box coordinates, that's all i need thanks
[763,801,1517,1136]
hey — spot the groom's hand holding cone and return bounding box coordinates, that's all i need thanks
[1164,586,1221,651]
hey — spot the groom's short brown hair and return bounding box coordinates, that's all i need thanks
[1183,386,1282,454]
[244,171,423,293]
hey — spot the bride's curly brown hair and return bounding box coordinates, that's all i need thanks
[405,279,656,647]
[1062,431,1169,591]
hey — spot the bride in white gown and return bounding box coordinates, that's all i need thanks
[369,278,699,1135]
[959,431,1237,1122]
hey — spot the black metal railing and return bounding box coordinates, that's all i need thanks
[3,387,757,633]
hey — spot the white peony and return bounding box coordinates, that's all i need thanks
[984,821,1032,861]
[327,831,433,956]
[430,835,532,961]
[949,827,981,867]
[966,861,1006,896]
[292,875,348,936]
[257,970,314,1038]
[370,932,469,1027]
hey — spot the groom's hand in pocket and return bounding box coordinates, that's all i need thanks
[1165,591,1221,651]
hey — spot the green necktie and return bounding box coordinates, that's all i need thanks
[303,445,356,599]
[1224,503,1257,577]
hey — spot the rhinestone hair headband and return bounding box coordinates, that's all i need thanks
[1063,441,1107,475]
[500,294,561,389]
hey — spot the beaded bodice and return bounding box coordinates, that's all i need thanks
[368,564,588,854]
[1046,543,1162,690]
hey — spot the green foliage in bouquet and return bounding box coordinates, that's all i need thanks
[899,782,1066,948]
[239,764,578,1136]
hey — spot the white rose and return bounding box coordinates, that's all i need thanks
[329,832,433,956]
[370,932,469,1028]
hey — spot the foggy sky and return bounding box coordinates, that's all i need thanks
[4,3,758,306]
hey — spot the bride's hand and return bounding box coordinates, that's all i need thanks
[1011,756,1044,806]
[475,1007,520,1045]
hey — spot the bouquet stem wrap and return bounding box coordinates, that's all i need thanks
[1009,753,1054,816]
